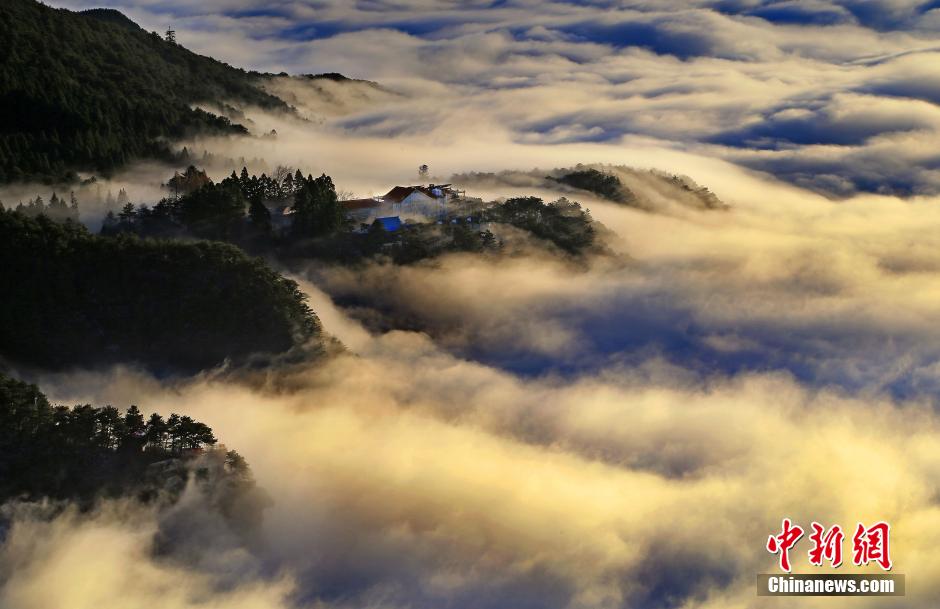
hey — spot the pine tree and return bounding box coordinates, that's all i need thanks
[291,174,345,237]
[166,414,181,452]
[145,413,167,451]
[283,172,294,195]
[102,210,118,233]
[249,198,272,233]
[119,405,146,450]
[69,191,79,221]
[118,202,136,225]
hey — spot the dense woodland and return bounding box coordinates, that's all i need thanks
[0,373,254,504]
[0,210,319,373]
[4,190,80,222]
[292,220,500,265]
[485,196,597,255]
[0,0,289,183]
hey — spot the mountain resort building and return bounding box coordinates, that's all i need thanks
[342,184,468,228]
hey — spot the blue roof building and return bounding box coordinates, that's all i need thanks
[374,216,403,232]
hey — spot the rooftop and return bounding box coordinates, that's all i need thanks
[343,197,383,210]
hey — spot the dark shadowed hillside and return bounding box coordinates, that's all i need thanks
[549,168,637,205]
[0,210,320,373]
[0,0,290,183]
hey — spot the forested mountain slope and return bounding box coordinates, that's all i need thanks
[0,0,289,183]
[0,372,263,514]
[0,210,320,373]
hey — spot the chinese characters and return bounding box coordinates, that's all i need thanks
[767,519,891,572]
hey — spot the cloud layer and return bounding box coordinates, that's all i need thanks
[17,167,940,608]
[16,302,940,608]
[40,0,940,196]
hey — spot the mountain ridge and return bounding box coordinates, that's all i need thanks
[0,0,293,183]
[80,7,142,30]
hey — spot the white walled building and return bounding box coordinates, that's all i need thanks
[343,185,456,226]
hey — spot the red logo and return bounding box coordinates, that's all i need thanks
[767,518,804,572]
[808,522,844,567]
[767,519,892,571]
[852,522,892,571]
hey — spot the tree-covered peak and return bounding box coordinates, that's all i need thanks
[80,8,143,31]
[0,0,291,183]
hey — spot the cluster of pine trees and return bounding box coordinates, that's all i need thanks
[103,166,347,242]
[0,373,244,502]
[235,166,305,202]
[4,191,80,222]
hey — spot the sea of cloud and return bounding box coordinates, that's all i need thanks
[11,167,940,606]
[37,0,940,196]
[10,274,940,608]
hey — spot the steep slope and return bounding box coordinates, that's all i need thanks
[0,0,290,183]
